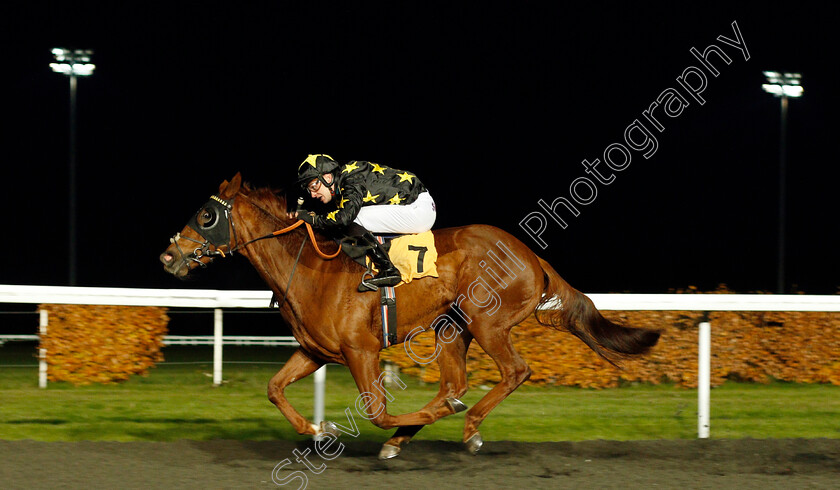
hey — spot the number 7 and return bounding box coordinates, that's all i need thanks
[407,245,427,273]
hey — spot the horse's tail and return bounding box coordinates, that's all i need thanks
[534,257,660,365]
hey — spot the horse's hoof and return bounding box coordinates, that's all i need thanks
[378,443,401,460]
[445,397,468,413]
[465,432,483,455]
[319,420,340,437]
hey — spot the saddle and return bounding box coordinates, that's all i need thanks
[339,231,438,286]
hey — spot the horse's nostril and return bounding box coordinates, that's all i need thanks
[160,252,174,264]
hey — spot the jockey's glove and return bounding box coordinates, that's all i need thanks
[296,209,316,225]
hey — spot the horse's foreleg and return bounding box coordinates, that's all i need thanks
[382,329,473,456]
[268,348,324,436]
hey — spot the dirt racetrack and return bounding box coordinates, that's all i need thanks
[1,438,838,489]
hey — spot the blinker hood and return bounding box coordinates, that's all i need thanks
[186,195,233,247]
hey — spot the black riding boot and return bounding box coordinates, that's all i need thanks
[358,232,401,291]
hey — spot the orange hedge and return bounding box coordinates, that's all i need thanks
[381,309,840,389]
[38,304,169,385]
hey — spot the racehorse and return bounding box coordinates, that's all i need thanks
[159,173,660,458]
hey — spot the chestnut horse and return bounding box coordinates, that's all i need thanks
[159,173,659,458]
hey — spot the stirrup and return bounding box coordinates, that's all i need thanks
[359,270,379,292]
[358,271,401,292]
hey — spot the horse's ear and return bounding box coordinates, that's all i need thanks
[219,172,242,199]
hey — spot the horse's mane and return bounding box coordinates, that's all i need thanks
[238,183,359,272]
[239,183,294,222]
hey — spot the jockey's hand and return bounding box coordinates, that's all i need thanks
[296,209,316,225]
[286,211,298,220]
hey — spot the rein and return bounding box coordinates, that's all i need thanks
[231,219,341,259]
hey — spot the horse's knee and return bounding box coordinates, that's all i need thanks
[267,382,284,406]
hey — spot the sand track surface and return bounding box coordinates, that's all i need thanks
[1,438,838,489]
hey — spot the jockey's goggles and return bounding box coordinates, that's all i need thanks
[306,178,322,192]
[302,174,333,193]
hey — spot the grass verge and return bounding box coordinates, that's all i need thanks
[1,344,838,442]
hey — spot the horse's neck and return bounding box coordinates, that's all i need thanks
[233,203,303,294]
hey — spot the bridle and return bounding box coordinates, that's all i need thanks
[168,193,340,273]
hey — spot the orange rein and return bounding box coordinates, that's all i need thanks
[269,220,342,260]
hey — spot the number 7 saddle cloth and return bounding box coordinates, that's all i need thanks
[340,231,439,287]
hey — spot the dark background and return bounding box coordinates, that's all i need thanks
[2,2,838,301]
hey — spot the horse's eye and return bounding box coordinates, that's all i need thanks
[199,209,217,228]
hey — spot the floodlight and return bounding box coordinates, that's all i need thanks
[50,48,95,76]
[782,85,803,97]
[762,71,802,98]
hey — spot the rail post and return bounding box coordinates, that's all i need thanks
[312,365,326,440]
[213,308,223,386]
[39,309,48,389]
[698,317,711,438]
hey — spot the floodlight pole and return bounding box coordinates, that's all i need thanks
[68,74,78,286]
[776,94,788,295]
[762,71,801,294]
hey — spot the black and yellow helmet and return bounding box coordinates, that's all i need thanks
[297,154,339,190]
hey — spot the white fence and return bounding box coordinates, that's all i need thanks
[588,293,840,438]
[2,284,840,439]
[0,285,284,386]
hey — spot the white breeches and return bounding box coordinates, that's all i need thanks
[353,192,436,234]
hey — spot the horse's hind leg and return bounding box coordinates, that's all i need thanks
[381,328,473,458]
[268,348,324,436]
[462,326,531,454]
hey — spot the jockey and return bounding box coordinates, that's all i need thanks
[290,154,436,289]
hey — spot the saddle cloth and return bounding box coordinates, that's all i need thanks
[341,231,439,286]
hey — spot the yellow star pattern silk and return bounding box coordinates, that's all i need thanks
[362,190,380,203]
[397,171,414,183]
[342,161,360,174]
[326,210,339,221]
[388,193,405,205]
[371,163,387,174]
[338,197,349,209]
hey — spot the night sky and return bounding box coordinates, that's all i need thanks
[3,2,839,296]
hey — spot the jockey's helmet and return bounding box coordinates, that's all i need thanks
[297,154,339,191]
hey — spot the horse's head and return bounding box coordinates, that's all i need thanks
[160,173,243,278]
